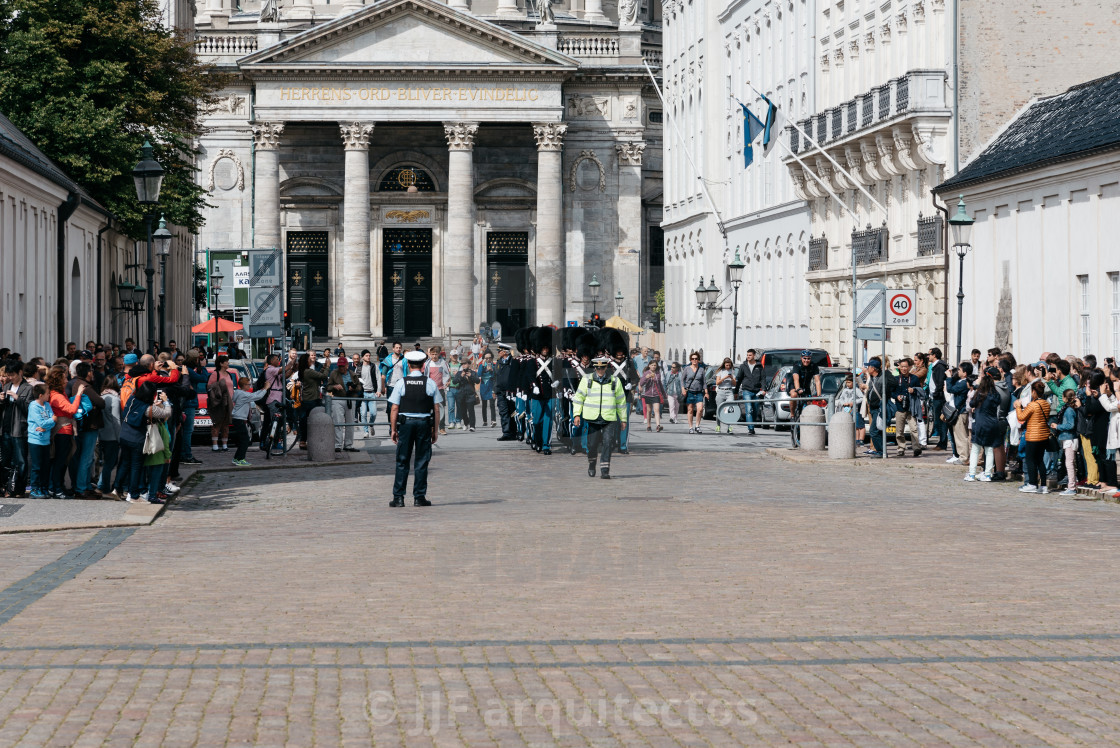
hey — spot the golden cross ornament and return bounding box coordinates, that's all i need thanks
[413,272,425,285]
[313,271,323,285]
[291,270,302,284]
[391,272,401,285]
[491,272,501,285]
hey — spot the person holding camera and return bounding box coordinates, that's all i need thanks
[327,356,362,453]
[944,362,973,464]
[893,358,923,458]
[860,358,894,456]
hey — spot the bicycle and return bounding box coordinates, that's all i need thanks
[261,401,289,459]
[787,388,822,449]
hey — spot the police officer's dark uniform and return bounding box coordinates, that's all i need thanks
[494,344,517,441]
[388,350,443,507]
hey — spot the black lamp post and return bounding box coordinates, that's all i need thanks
[154,215,172,349]
[131,140,164,353]
[588,274,601,316]
[728,250,746,362]
[615,289,624,318]
[948,195,974,364]
[210,269,225,347]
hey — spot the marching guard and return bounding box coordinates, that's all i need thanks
[573,356,628,479]
[387,350,443,507]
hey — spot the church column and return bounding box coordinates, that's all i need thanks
[340,122,375,342]
[615,139,645,323]
[251,122,285,250]
[444,122,478,334]
[533,122,567,326]
[290,0,314,21]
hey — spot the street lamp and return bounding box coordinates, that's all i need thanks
[705,277,720,307]
[153,215,172,349]
[948,194,975,364]
[588,274,601,316]
[132,140,164,354]
[210,269,225,345]
[614,289,624,317]
[115,280,135,311]
[728,249,746,362]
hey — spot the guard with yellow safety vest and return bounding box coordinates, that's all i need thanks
[572,356,628,479]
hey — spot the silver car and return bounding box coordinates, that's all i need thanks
[760,366,849,427]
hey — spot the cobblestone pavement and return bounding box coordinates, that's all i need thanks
[2,428,1120,746]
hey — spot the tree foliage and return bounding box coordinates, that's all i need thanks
[0,0,227,237]
[653,282,665,322]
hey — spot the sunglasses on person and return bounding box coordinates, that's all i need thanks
[690,356,700,361]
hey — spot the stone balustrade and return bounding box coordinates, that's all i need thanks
[196,33,259,62]
[557,33,619,58]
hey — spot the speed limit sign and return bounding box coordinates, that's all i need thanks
[888,289,916,326]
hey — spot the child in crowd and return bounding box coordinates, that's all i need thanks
[27,384,53,498]
[231,377,268,466]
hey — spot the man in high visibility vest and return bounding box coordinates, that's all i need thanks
[572,356,627,479]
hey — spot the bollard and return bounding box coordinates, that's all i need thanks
[307,406,335,462]
[799,404,827,451]
[828,409,856,459]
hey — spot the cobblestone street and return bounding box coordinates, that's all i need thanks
[3,430,1120,746]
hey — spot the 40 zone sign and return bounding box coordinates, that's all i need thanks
[888,290,916,326]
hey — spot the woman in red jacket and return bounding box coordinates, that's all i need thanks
[45,365,86,498]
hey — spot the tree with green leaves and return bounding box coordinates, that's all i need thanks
[0,0,226,237]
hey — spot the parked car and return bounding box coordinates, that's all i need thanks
[704,349,834,421]
[193,360,262,443]
[758,365,845,427]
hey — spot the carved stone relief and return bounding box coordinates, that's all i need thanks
[207,149,245,192]
[567,95,610,118]
[569,150,605,192]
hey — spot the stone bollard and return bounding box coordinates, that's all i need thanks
[828,409,856,459]
[307,406,335,462]
[799,404,827,451]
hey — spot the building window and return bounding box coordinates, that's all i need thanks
[378,167,436,192]
[1110,272,1119,359]
[1078,275,1090,356]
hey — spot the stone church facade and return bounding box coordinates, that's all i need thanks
[195,0,663,343]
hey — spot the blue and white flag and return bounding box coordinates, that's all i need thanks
[740,103,765,168]
[759,93,786,158]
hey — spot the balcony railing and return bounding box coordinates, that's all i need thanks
[808,236,828,271]
[852,224,888,266]
[917,213,944,257]
[788,70,947,155]
[557,33,619,57]
[196,33,258,62]
[642,47,663,68]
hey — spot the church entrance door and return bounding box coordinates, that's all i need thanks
[286,231,329,339]
[382,228,433,338]
[486,231,531,337]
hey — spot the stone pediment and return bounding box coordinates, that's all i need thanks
[239,0,578,73]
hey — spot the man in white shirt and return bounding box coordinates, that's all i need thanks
[358,349,381,437]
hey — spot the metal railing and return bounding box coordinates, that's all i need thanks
[321,394,390,429]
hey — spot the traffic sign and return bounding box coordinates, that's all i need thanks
[248,286,283,326]
[248,248,282,288]
[887,289,916,326]
[246,324,283,339]
[854,288,885,327]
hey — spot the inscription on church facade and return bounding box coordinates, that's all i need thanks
[276,85,541,103]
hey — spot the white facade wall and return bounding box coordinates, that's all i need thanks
[948,154,1120,364]
[0,158,63,356]
[719,0,814,356]
[789,0,952,367]
[661,0,726,363]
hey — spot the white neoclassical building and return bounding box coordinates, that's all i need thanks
[660,0,815,364]
[783,0,953,367]
[936,74,1120,363]
[195,0,663,344]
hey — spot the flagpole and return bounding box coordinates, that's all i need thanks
[743,81,888,220]
[644,61,728,243]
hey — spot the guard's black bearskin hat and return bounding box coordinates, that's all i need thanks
[597,327,629,357]
[560,326,586,352]
[575,332,600,361]
[513,327,532,355]
[530,326,555,356]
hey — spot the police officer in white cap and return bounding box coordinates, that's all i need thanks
[387,350,443,507]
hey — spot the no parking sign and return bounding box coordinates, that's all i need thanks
[888,290,916,326]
